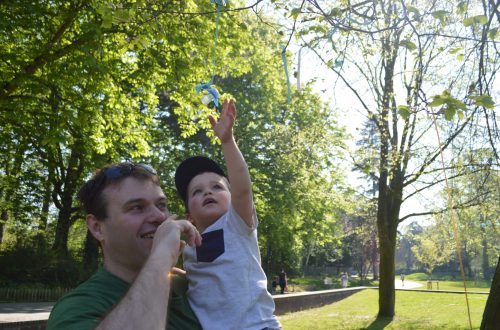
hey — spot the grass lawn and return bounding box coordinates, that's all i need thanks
[278,289,488,329]
[409,280,491,292]
[404,273,491,292]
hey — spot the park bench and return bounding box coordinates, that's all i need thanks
[426,280,440,290]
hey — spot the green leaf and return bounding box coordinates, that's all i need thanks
[470,95,495,109]
[430,91,466,120]
[429,97,445,107]
[290,8,301,20]
[406,6,420,16]
[488,28,498,39]
[432,11,449,26]
[398,105,411,120]
[444,107,456,120]
[476,15,488,25]
[101,12,113,28]
[457,1,468,14]
[464,15,488,27]
[400,40,417,51]
[329,7,342,17]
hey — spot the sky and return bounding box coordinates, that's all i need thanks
[288,44,439,228]
[244,0,499,228]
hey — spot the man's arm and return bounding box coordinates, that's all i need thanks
[94,219,201,329]
[209,99,255,228]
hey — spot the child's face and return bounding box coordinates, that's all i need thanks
[186,172,230,232]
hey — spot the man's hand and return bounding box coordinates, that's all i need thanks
[150,216,202,269]
[209,99,236,144]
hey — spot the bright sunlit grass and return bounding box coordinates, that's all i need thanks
[278,289,488,329]
[403,273,491,292]
[410,280,491,292]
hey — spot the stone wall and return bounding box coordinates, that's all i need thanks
[273,287,368,315]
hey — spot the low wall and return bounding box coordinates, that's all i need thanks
[0,320,45,330]
[0,288,369,329]
[273,287,368,315]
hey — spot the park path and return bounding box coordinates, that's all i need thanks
[0,302,52,323]
[395,279,422,289]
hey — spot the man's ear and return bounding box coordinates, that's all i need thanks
[186,213,194,224]
[86,214,104,242]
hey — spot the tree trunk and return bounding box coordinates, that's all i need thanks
[53,204,73,255]
[0,210,6,244]
[377,158,403,317]
[52,142,84,256]
[371,235,379,280]
[302,240,314,277]
[82,229,99,276]
[480,256,500,329]
[39,171,53,231]
[377,210,398,317]
[481,224,491,282]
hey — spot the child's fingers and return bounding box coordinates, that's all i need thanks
[228,99,236,118]
[208,114,217,128]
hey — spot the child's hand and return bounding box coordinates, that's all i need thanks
[209,99,236,143]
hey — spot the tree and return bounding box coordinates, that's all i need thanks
[339,195,378,280]
[411,225,453,279]
[395,222,422,272]
[481,257,500,330]
[0,0,256,256]
[268,0,499,317]
[146,9,350,278]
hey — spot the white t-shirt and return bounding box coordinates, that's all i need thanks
[183,206,281,330]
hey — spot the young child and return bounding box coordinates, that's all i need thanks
[175,99,281,329]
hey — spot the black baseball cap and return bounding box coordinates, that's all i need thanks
[175,156,226,203]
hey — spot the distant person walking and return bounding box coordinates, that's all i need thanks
[271,277,277,294]
[341,273,348,288]
[279,269,287,294]
[400,273,405,287]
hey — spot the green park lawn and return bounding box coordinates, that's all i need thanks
[278,288,488,329]
[404,273,491,292]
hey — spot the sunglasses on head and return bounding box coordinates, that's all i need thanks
[103,163,157,180]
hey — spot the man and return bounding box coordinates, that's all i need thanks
[47,163,202,329]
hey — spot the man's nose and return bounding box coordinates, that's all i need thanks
[148,206,168,224]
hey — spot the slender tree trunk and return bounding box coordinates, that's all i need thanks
[372,235,379,280]
[480,256,500,329]
[302,240,314,277]
[0,210,6,244]
[39,171,53,231]
[481,223,491,281]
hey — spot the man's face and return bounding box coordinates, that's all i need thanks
[98,177,168,277]
[186,172,230,232]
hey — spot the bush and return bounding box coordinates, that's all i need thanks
[0,244,85,288]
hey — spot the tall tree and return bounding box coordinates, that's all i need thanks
[411,224,454,279]
[269,0,499,317]
[149,9,350,276]
[0,0,257,255]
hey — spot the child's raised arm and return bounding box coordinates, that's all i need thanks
[208,99,255,228]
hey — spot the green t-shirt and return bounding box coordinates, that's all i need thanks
[47,267,201,330]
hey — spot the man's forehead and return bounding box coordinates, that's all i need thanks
[104,177,165,201]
